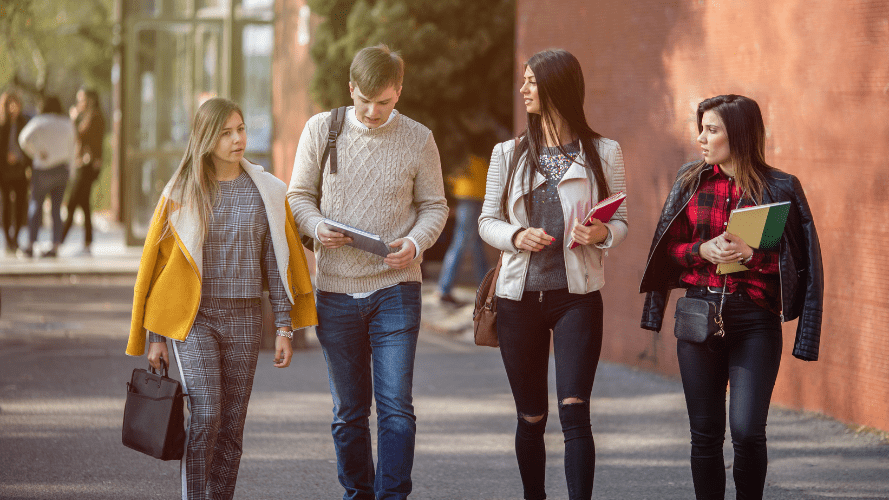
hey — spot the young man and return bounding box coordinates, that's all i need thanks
[287,44,448,500]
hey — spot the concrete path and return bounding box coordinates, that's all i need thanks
[0,278,886,499]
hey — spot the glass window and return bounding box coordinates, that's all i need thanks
[196,25,222,100]
[237,0,274,17]
[240,24,273,156]
[197,0,228,17]
[122,4,273,242]
[172,0,191,17]
[132,26,193,152]
[131,158,158,238]
[126,0,159,18]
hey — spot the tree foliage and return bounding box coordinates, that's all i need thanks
[306,0,515,173]
[0,0,113,107]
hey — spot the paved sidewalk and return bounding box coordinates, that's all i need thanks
[1,279,887,499]
[0,220,887,499]
[0,212,142,276]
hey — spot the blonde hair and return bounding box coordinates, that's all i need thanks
[160,97,243,241]
[349,44,404,97]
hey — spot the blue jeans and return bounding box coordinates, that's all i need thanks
[438,199,488,295]
[315,282,422,500]
[28,164,69,246]
[677,288,783,500]
[497,288,604,500]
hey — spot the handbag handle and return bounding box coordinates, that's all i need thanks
[149,358,170,379]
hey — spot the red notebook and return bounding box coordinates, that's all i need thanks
[566,191,626,249]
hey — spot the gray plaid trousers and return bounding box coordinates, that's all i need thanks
[172,298,263,500]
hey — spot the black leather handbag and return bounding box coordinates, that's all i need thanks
[674,277,727,347]
[122,359,186,461]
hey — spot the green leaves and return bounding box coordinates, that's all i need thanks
[0,0,113,103]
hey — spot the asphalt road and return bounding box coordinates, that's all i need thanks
[0,278,887,499]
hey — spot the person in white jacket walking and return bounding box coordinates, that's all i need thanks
[18,95,75,257]
[478,49,628,500]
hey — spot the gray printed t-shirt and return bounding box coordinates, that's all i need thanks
[524,141,580,292]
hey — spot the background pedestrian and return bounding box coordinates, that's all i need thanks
[0,90,31,253]
[17,95,75,258]
[436,135,491,306]
[62,87,106,255]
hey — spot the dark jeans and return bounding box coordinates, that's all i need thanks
[62,164,100,246]
[678,288,783,500]
[314,282,422,500]
[1,171,28,248]
[497,288,604,500]
[28,165,69,247]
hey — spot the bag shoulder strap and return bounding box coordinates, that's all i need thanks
[320,106,348,175]
[313,106,348,207]
[485,253,504,306]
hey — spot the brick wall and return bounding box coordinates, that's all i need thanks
[516,0,889,431]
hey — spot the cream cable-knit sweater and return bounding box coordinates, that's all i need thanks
[287,108,448,294]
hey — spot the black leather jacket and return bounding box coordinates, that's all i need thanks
[639,162,824,361]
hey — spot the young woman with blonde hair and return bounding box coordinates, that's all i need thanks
[126,97,317,500]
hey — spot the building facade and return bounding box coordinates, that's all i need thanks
[112,0,315,244]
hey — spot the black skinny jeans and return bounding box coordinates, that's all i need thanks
[62,164,99,246]
[1,173,28,248]
[497,288,604,500]
[678,288,783,500]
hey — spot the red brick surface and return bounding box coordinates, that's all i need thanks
[517,0,889,431]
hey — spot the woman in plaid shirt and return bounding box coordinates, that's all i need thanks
[640,95,823,500]
[128,97,317,499]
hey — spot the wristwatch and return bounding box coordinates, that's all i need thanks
[276,328,293,339]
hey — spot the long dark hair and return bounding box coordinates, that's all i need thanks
[500,49,610,219]
[0,91,22,126]
[679,94,774,203]
[40,96,64,115]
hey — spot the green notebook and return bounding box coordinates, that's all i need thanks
[716,201,791,275]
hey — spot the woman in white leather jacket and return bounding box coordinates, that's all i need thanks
[477,49,627,500]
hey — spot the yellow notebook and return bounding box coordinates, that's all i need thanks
[716,201,790,274]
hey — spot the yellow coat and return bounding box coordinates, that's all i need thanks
[126,159,318,357]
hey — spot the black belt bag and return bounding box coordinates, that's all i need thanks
[674,278,727,346]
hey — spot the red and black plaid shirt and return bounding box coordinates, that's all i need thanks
[665,165,781,315]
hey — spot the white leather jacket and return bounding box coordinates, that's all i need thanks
[478,137,628,300]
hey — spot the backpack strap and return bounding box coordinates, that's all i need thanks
[320,106,348,174]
